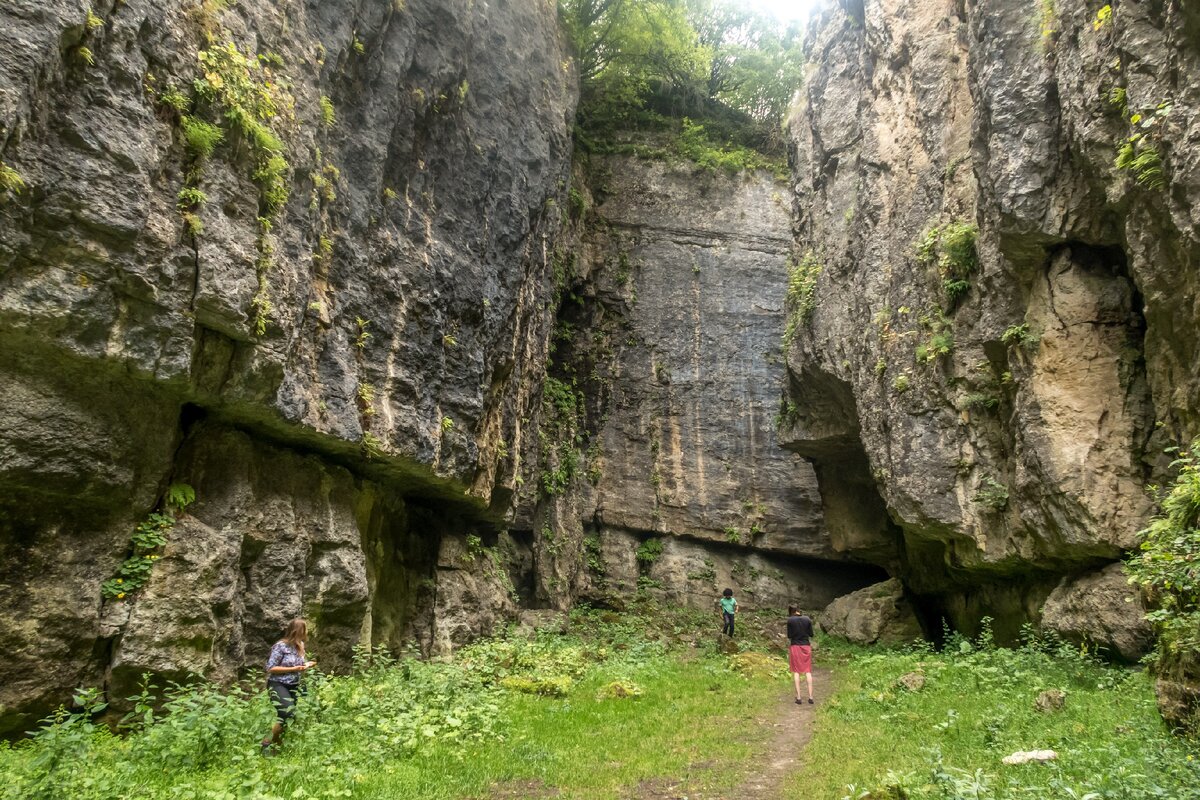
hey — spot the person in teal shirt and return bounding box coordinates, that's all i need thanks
[719,588,738,637]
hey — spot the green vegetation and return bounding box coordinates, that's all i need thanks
[539,377,583,496]
[1001,322,1039,350]
[99,484,194,600]
[320,95,337,128]
[635,537,663,565]
[5,609,1193,799]
[915,221,979,307]
[0,608,795,800]
[893,374,911,394]
[974,475,1010,511]
[193,41,292,215]
[1115,102,1170,191]
[0,161,27,194]
[1129,438,1200,723]
[563,0,802,171]
[791,628,1200,799]
[783,250,822,347]
[180,115,224,159]
[355,317,372,349]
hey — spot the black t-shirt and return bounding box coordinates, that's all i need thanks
[787,614,813,646]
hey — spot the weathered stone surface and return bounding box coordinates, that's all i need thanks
[1040,563,1152,662]
[819,579,924,645]
[784,0,1198,633]
[529,153,884,613]
[0,0,575,731]
[897,672,926,692]
[1035,689,1067,713]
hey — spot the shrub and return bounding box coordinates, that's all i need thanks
[1001,322,1038,350]
[635,537,664,565]
[0,161,27,194]
[973,476,1009,511]
[319,95,336,127]
[915,221,979,307]
[1128,439,1200,680]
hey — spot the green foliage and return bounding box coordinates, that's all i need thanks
[783,250,821,347]
[193,41,292,215]
[973,476,1010,511]
[180,116,224,159]
[176,186,208,210]
[165,483,196,512]
[1116,137,1166,190]
[440,416,454,433]
[674,118,786,176]
[74,46,95,67]
[724,526,741,544]
[1001,322,1039,350]
[805,631,1200,800]
[892,374,911,394]
[0,161,27,194]
[596,679,644,700]
[355,316,372,348]
[100,512,176,599]
[915,307,954,365]
[962,392,999,412]
[86,10,105,30]
[1128,439,1200,688]
[319,95,336,128]
[915,221,979,307]
[361,431,385,459]
[635,537,664,565]
[357,382,376,416]
[1093,3,1113,31]
[564,0,802,159]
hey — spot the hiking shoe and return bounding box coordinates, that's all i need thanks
[807,698,814,704]
[795,699,804,705]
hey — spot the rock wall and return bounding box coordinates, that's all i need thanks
[529,152,885,613]
[784,0,1199,641]
[0,0,573,733]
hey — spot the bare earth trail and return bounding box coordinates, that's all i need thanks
[631,666,831,800]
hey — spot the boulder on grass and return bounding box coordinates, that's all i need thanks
[1039,563,1152,662]
[1035,689,1066,712]
[819,578,923,645]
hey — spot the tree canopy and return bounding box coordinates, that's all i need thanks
[559,0,805,154]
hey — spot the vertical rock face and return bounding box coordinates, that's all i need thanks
[534,153,885,612]
[785,0,1198,639]
[0,0,574,733]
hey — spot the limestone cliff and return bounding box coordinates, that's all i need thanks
[0,0,574,734]
[784,0,1198,643]
[524,151,884,615]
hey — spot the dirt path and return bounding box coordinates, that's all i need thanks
[727,666,828,799]
[631,666,830,800]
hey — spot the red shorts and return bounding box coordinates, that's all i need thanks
[789,644,812,674]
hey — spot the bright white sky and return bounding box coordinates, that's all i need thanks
[745,0,819,22]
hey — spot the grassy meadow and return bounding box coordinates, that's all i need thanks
[0,607,1196,799]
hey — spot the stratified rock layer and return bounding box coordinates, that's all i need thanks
[784,0,1198,643]
[0,0,573,733]
[536,153,884,612]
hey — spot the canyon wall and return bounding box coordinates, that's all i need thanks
[0,0,574,734]
[524,152,884,614]
[784,0,1197,647]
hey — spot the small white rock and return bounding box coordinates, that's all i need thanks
[1002,749,1058,765]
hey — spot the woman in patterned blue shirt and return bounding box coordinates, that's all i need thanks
[260,618,315,754]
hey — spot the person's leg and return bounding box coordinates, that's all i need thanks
[792,670,803,701]
[263,682,296,748]
[805,671,813,701]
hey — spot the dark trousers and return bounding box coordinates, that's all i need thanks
[722,611,735,637]
[268,679,306,724]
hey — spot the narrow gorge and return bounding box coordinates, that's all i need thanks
[1,0,1198,740]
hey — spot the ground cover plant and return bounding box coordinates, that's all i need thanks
[789,625,1200,800]
[0,606,786,800]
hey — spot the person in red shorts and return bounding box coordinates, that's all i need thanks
[787,605,814,704]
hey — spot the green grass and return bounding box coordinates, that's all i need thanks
[788,634,1200,800]
[4,608,1196,799]
[0,607,786,799]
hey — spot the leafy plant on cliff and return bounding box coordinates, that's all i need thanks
[100,485,194,600]
[782,250,822,349]
[1128,439,1200,692]
[1115,102,1171,191]
[635,537,663,566]
[0,161,27,194]
[1001,322,1039,350]
[539,377,583,496]
[973,476,1010,512]
[916,221,979,308]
